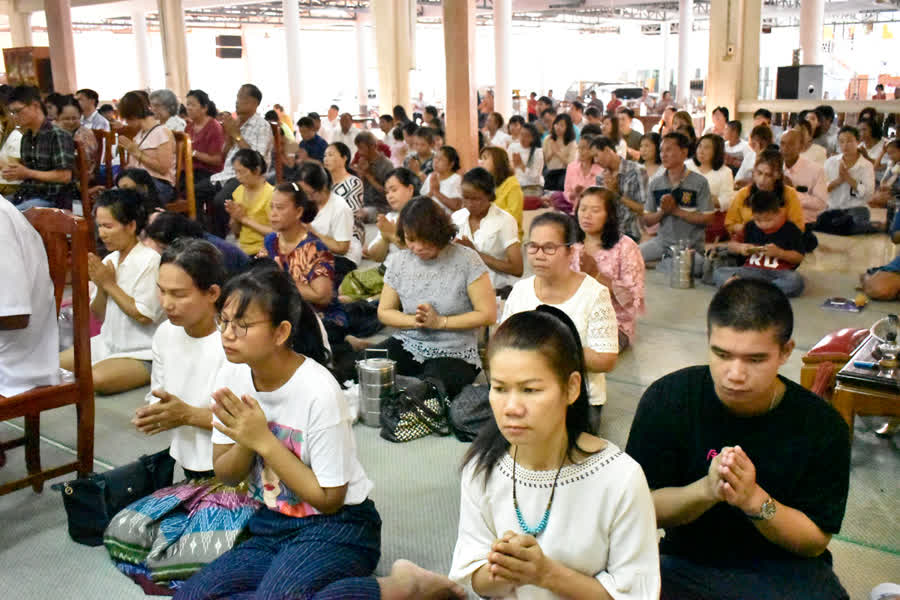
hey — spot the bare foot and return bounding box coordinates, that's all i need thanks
[378,559,466,600]
[346,335,372,352]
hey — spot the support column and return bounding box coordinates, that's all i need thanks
[799,0,824,65]
[706,0,762,126]
[661,20,670,95]
[677,0,692,107]
[355,17,368,116]
[442,0,478,171]
[9,10,33,47]
[372,0,411,117]
[157,0,190,99]
[493,0,512,118]
[132,11,152,91]
[283,0,303,116]
[44,0,77,93]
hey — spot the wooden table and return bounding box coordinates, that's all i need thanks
[831,380,900,435]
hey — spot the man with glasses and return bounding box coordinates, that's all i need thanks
[640,132,713,274]
[2,85,75,211]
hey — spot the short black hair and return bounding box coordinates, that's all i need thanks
[726,119,743,136]
[416,126,435,144]
[540,108,556,118]
[750,124,774,146]
[240,83,262,104]
[707,278,793,347]
[713,106,730,121]
[403,121,419,136]
[838,125,860,141]
[297,116,314,129]
[663,131,691,151]
[753,108,773,121]
[146,211,205,245]
[330,104,339,111]
[579,123,604,137]
[538,96,552,105]
[396,196,457,248]
[815,105,835,122]
[461,166,495,200]
[380,114,393,123]
[749,189,783,215]
[9,85,43,108]
[584,106,601,119]
[160,237,227,292]
[439,145,461,172]
[618,106,634,119]
[572,101,584,112]
[76,88,99,104]
[232,148,267,174]
[589,135,617,153]
[98,103,115,114]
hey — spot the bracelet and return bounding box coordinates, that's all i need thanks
[442,315,449,329]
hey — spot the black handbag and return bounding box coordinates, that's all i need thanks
[51,448,176,546]
[379,376,451,443]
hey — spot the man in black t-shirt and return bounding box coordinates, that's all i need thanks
[626,279,850,600]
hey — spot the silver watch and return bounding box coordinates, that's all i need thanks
[747,497,776,521]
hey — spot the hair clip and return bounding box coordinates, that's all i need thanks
[291,182,299,192]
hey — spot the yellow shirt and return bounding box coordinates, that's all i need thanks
[233,182,273,256]
[495,175,524,240]
[725,185,806,233]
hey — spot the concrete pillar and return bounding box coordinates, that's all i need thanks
[706,0,763,126]
[442,0,478,171]
[44,0,77,93]
[355,17,368,116]
[9,11,33,47]
[677,0,692,107]
[493,0,512,119]
[157,0,190,99]
[132,11,152,91]
[372,0,411,117]
[283,0,303,116]
[799,0,824,65]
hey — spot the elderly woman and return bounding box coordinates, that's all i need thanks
[117,91,177,204]
[149,89,186,132]
[184,89,224,186]
[372,196,496,399]
[452,167,523,293]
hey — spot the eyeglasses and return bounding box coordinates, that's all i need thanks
[524,242,571,255]
[214,314,268,338]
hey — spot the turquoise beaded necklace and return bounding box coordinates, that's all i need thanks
[512,446,566,537]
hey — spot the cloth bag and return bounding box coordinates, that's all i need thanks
[379,376,451,443]
[52,448,176,546]
[339,264,387,301]
[448,383,493,442]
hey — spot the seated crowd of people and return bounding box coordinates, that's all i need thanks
[2,81,898,600]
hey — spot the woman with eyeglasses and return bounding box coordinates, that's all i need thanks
[500,212,618,430]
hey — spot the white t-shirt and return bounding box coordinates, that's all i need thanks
[211,357,373,517]
[824,154,876,210]
[0,198,59,396]
[687,163,735,211]
[489,129,512,150]
[311,191,360,265]
[147,321,227,472]
[501,275,618,405]
[450,444,661,600]
[0,129,23,185]
[507,142,544,188]
[725,138,751,162]
[90,243,165,363]
[420,172,463,214]
[735,150,757,183]
[452,203,520,289]
[801,144,827,167]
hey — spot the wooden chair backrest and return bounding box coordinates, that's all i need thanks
[23,207,93,384]
[72,138,93,221]
[92,128,116,188]
[171,131,196,219]
[271,122,284,184]
[116,124,142,166]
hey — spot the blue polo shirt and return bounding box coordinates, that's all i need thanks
[299,134,328,162]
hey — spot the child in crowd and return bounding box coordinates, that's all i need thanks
[389,126,408,168]
[404,126,435,180]
[61,189,165,394]
[450,306,660,598]
[714,190,806,297]
[225,149,273,256]
[175,262,379,599]
[105,239,259,591]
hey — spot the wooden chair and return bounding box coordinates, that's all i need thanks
[0,208,94,495]
[168,131,196,219]
[73,138,92,217]
[92,128,116,189]
[271,122,284,184]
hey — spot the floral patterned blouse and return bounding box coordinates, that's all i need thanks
[259,232,347,328]
[571,235,646,343]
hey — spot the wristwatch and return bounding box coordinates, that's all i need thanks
[747,497,777,521]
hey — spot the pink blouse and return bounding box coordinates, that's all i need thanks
[564,159,605,207]
[571,236,645,342]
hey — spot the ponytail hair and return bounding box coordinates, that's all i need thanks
[160,238,227,292]
[463,306,593,482]
[95,187,151,233]
[274,182,318,223]
[216,259,330,367]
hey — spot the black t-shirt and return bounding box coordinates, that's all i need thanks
[743,220,806,271]
[625,366,850,565]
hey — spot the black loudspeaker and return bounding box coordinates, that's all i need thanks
[776,65,823,100]
[216,35,242,47]
[216,47,242,59]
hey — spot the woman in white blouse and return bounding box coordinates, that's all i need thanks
[542,114,578,191]
[60,189,165,394]
[452,167,523,291]
[450,306,660,599]
[507,123,544,196]
[420,145,463,213]
[297,161,360,279]
[501,212,618,430]
[689,134,735,211]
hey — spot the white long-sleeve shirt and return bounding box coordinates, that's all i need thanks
[508,142,544,188]
[824,154,875,210]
